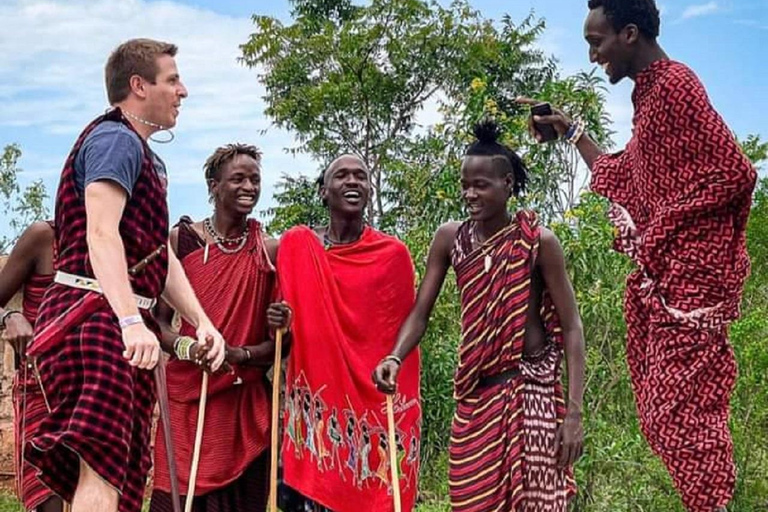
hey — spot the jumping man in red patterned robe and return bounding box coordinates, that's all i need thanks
[25,39,226,512]
[0,221,63,512]
[518,1,757,510]
[374,120,585,512]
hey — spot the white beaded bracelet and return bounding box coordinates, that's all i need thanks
[118,314,144,330]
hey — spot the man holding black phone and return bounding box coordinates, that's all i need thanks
[517,1,756,511]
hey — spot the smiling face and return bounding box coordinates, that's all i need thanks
[584,7,639,84]
[320,155,371,217]
[209,153,261,216]
[460,155,514,222]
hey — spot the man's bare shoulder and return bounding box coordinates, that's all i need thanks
[430,221,461,255]
[537,226,565,266]
[435,221,461,240]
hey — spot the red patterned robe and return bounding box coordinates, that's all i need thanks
[277,226,421,512]
[151,217,274,512]
[14,267,54,510]
[26,108,169,512]
[448,211,575,512]
[591,59,757,512]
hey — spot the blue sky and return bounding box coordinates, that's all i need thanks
[1,0,766,240]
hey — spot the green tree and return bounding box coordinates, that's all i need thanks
[242,0,575,226]
[1,144,48,254]
[243,2,768,510]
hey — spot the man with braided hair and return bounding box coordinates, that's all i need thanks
[375,119,585,511]
[519,1,757,510]
[26,39,226,512]
[149,143,290,512]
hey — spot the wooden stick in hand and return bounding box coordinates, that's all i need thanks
[386,394,402,512]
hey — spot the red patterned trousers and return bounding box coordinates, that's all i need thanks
[624,271,736,512]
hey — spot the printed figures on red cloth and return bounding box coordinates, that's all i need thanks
[278,225,421,512]
[0,220,62,511]
[519,3,757,510]
[373,120,586,512]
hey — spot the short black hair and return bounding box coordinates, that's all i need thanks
[204,143,262,182]
[588,0,660,39]
[465,118,528,196]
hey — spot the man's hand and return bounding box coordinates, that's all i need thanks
[372,358,400,395]
[515,97,573,143]
[122,322,161,370]
[189,341,233,374]
[267,301,292,331]
[555,412,584,468]
[196,320,226,372]
[1,313,34,353]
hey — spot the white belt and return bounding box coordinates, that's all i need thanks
[54,271,157,310]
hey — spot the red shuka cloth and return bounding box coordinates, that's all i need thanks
[278,226,421,512]
[28,109,168,512]
[14,273,54,510]
[591,60,756,512]
[153,219,274,495]
[447,212,575,512]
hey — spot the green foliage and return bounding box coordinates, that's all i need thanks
[1,143,49,254]
[242,0,570,225]
[739,134,768,170]
[263,174,327,235]
[245,1,768,508]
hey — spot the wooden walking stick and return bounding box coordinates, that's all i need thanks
[268,328,285,512]
[155,358,183,512]
[386,394,402,512]
[185,369,209,512]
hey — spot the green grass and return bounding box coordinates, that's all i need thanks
[0,493,22,512]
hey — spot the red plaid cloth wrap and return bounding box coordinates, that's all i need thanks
[13,272,54,510]
[591,60,756,511]
[25,108,169,512]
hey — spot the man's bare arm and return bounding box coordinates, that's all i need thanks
[0,222,51,353]
[85,181,159,370]
[373,222,457,393]
[161,245,226,370]
[516,96,605,170]
[538,227,585,467]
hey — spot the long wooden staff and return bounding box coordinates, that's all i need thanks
[155,357,182,512]
[184,370,209,512]
[268,328,285,512]
[386,394,402,512]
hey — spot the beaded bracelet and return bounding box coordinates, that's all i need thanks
[564,119,586,146]
[174,336,196,361]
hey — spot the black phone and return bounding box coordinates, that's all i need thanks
[530,102,559,143]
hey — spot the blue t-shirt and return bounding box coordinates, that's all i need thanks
[74,121,167,196]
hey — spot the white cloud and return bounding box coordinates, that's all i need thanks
[0,0,316,218]
[681,2,719,20]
